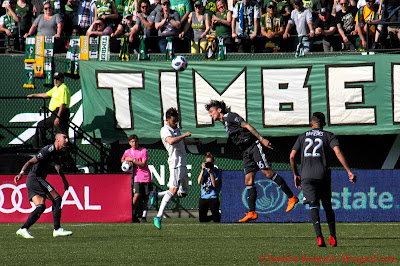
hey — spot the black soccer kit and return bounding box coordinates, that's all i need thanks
[292,128,339,204]
[222,112,271,174]
[26,144,65,201]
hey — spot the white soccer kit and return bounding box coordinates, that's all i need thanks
[160,125,189,194]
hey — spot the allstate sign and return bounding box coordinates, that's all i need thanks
[221,170,400,223]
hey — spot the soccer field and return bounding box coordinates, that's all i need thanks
[1,220,399,265]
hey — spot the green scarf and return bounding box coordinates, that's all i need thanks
[119,36,130,61]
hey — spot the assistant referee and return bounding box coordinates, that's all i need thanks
[28,72,71,149]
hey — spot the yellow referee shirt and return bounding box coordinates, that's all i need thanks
[46,83,71,111]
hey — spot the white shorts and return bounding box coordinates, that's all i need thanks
[167,165,189,195]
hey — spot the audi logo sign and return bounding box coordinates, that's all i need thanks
[0,174,132,223]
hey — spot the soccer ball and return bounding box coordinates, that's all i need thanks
[171,56,188,71]
[121,161,132,172]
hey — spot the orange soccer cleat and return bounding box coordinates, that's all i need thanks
[286,195,299,212]
[238,211,258,222]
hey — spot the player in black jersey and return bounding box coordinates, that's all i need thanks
[14,132,73,239]
[290,112,356,247]
[206,100,299,222]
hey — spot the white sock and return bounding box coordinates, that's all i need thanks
[157,190,168,198]
[157,191,173,218]
[142,210,147,218]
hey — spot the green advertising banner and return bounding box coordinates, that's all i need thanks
[80,54,400,141]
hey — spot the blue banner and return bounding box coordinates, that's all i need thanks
[221,170,400,223]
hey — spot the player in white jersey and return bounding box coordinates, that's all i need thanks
[154,107,191,229]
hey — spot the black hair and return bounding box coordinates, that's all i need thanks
[165,107,179,119]
[311,112,326,127]
[128,134,138,141]
[205,99,230,114]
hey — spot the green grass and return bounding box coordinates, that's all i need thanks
[1,220,399,265]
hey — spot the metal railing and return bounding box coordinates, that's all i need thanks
[0,96,118,173]
[366,21,400,52]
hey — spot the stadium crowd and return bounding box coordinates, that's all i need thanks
[0,0,399,54]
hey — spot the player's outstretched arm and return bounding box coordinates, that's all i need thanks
[333,146,356,184]
[241,122,273,149]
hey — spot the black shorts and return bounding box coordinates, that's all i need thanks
[133,182,153,196]
[301,178,332,205]
[243,141,271,174]
[26,175,55,201]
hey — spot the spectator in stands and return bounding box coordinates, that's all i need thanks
[335,0,358,51]
[93,0,119,29]
[76,0,92,34]
[155,0,181,53]
[372,0,400,49]
[332,0,356,16]
[314,7,337,52]
[232,0,261,52]
[148,0,162,38]
[170,0,191,27]
[170,0,191,52]
[121,134,153,223]
[24,1,64,52]
[179,1,210,53]
[267,0,291,23]
[260,1,285,52]
[15,0,33,42]
[27,72,71,149]
[388,18,400,48]
[283,0,314,55]
[198,152,222,223]
[130,0,158,52]
[86,17,113,35]
[355,0,380,49]
[212,0,234,52]
[89,0,97,25]
[131,0,153,39]
[111,13,134,37]
[356,0,380,10]
[301,0,322,18]
[64,0,79,36]
[0,0,22,52]
[24,1,62,39]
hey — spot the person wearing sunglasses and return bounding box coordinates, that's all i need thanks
[24,1,65,52]
[154,0,181,53]
[335,0,358,51]
[24,1,62,39]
